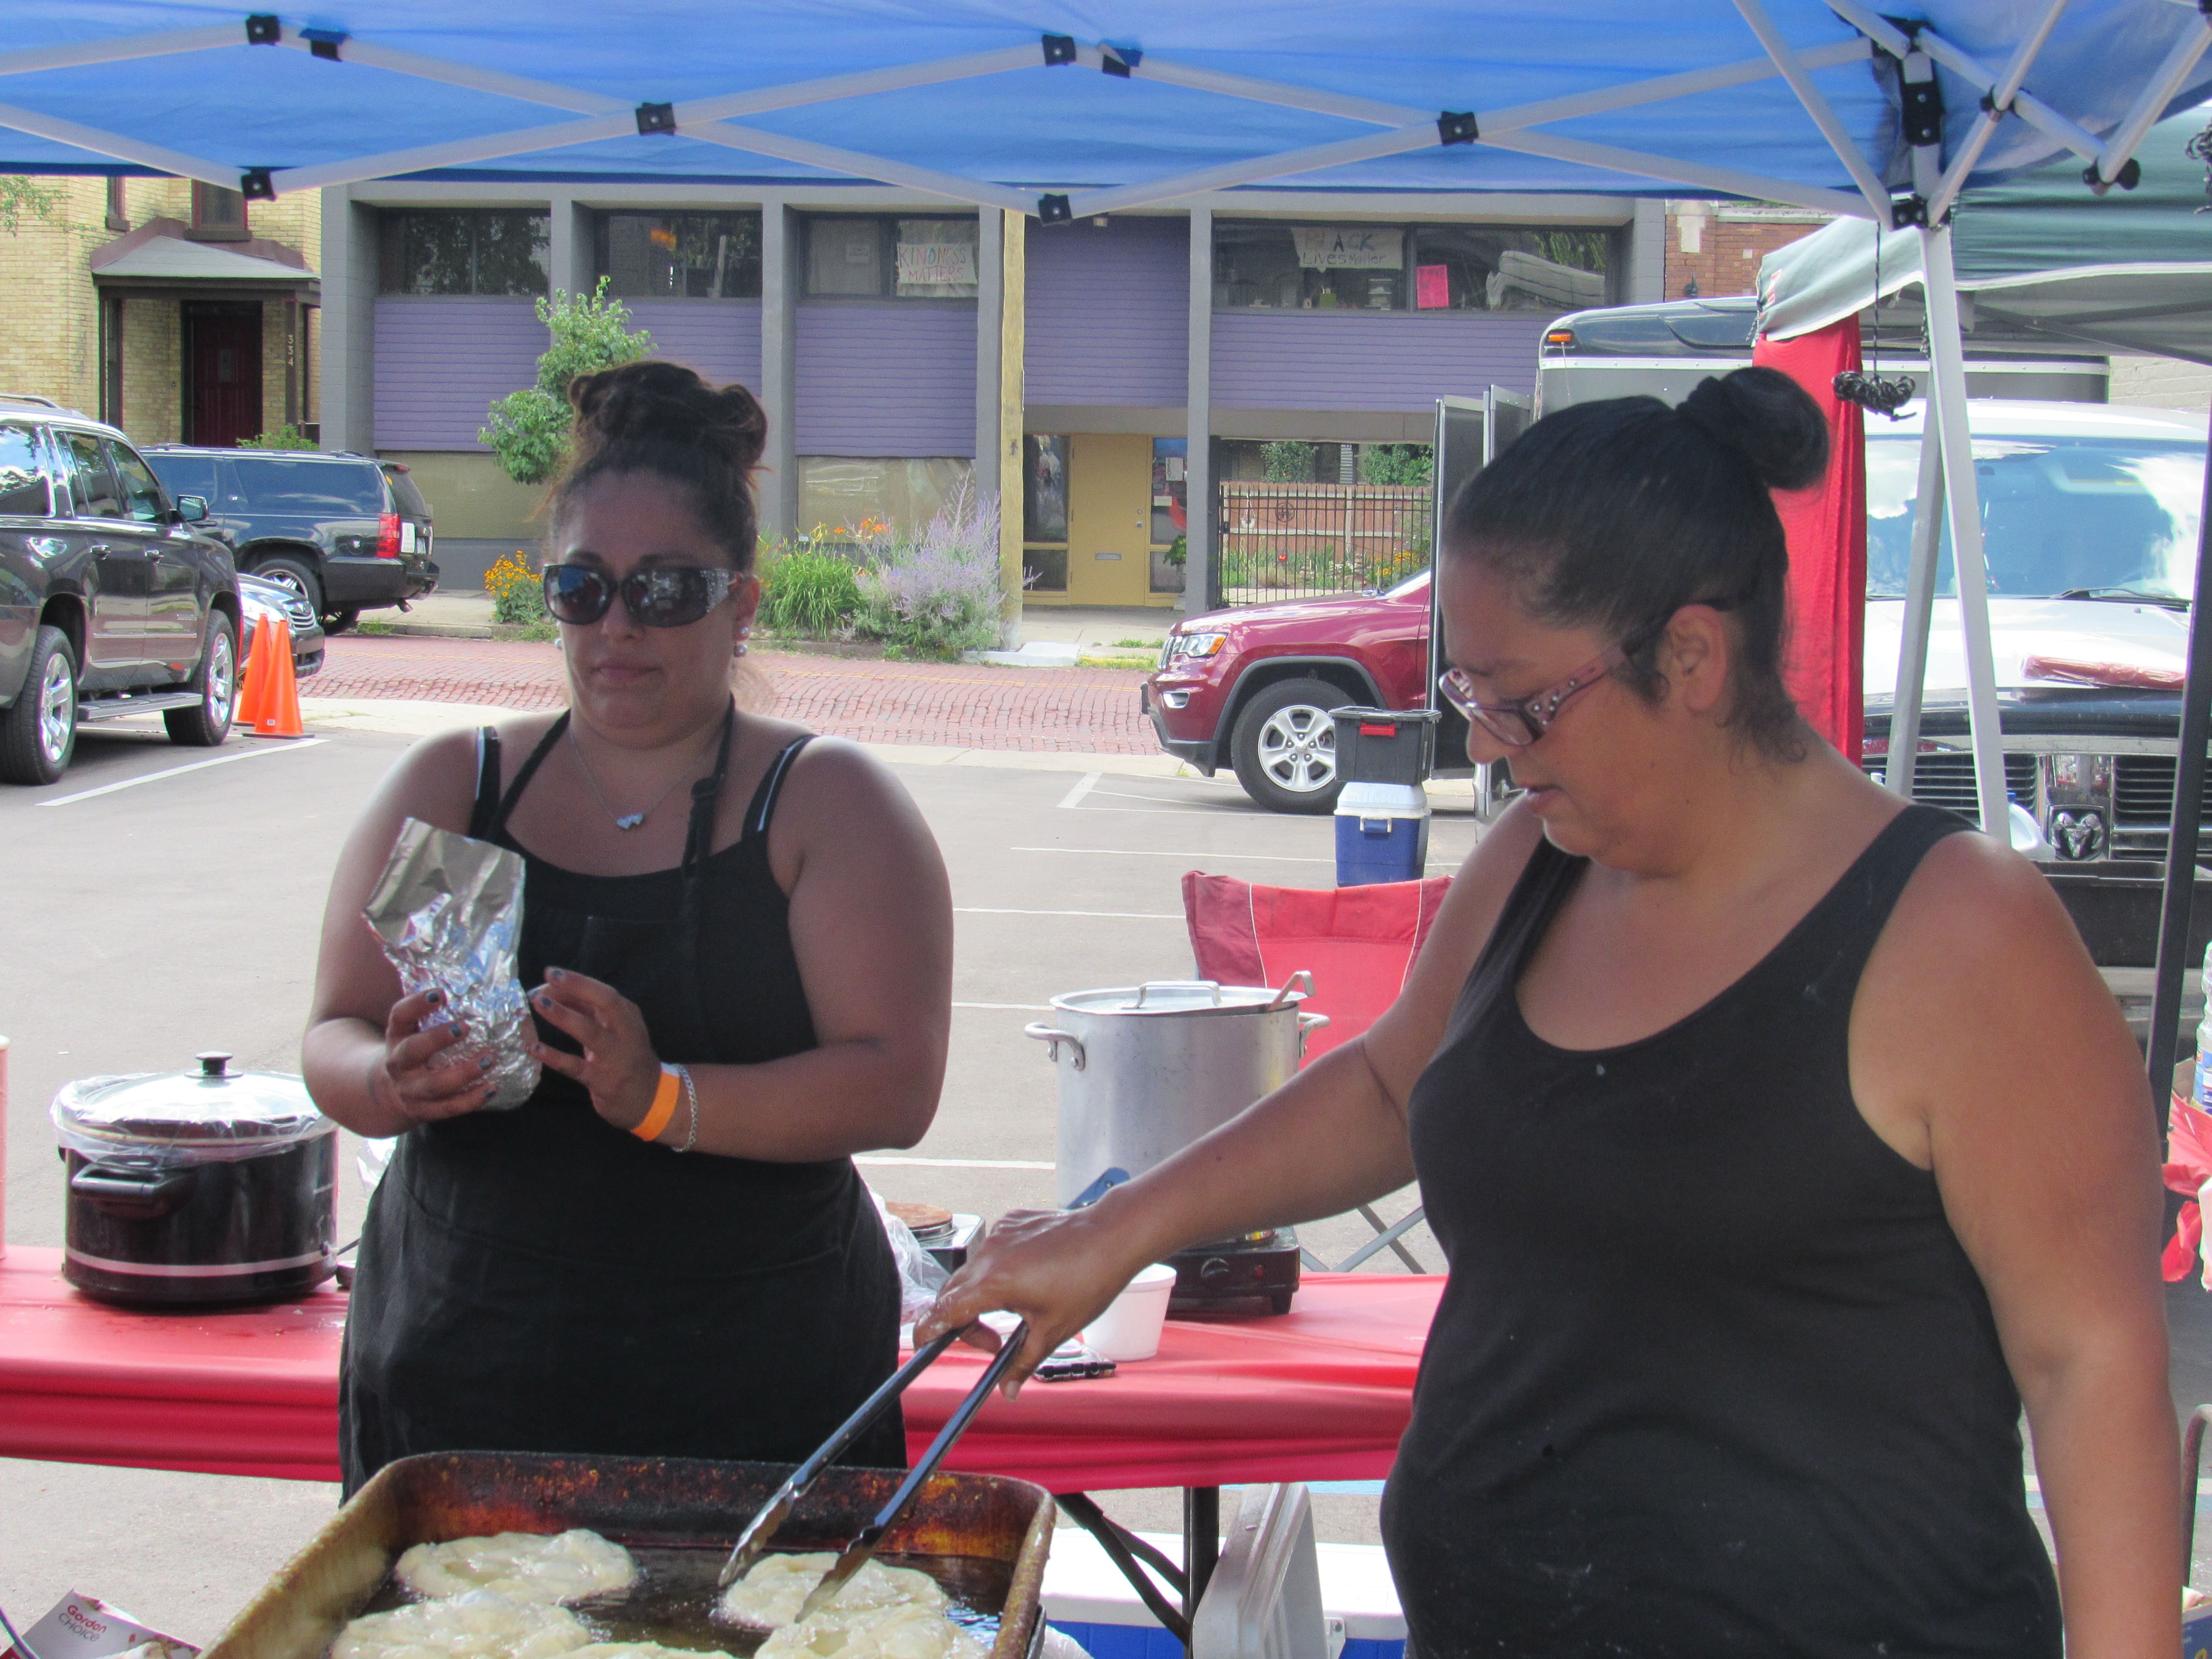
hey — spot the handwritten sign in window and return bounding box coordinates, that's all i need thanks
[1416,264,1451,309]
[1290,225,1404,270]
[895,240,978,287]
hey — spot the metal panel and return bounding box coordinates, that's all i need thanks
[371,297,545,452]
[794,302,977,457]
[1024,216,1188,408]
[620,300,763,393]
[1213,313,1548,412]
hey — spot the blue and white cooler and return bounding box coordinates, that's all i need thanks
[1331,709,1438,888]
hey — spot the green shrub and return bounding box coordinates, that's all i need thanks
[850,481,1005,661]
[481,279,653,486]
[239,423,318,451]
[758,548,862,637]
[483,551,548,626]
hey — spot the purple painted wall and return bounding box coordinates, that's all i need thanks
[1211,313,1550,409]
[626,301,763,393]
[794,303,975,457]
[1024,217,1187,407]
[373,298,545,451]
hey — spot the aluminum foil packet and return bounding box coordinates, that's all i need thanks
[363,817,541,1111]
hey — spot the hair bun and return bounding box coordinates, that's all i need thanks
[568,360,768,472]
[1680,367,1828,493]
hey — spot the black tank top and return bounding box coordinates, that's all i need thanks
[338,712,903,1493]
[1380,806,2059,1659]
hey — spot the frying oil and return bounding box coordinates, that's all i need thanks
[346,1547,1010,1656]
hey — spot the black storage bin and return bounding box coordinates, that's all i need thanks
[1331,707,1439,786]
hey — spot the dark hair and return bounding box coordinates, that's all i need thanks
[1444,365,1827,760]
[548,360,770,572]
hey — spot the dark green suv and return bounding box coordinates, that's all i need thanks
[141,446,437,632]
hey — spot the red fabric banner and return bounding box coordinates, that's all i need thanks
[1750,319,1867,760]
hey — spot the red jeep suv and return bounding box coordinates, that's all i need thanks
[1142,570,1440,813]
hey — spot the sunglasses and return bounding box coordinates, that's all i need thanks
[542,564,735,628]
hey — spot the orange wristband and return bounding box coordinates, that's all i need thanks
[632,1065,680,1142]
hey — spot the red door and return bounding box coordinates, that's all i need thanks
[185,304,263,447]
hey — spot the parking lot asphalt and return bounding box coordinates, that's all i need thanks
[0,709,1473,1638]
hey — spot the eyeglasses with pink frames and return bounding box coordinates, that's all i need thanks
[1437,643,1630,748]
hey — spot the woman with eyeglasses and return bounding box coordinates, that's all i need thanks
[923,367,2175,1656]
[305,361,954,1493]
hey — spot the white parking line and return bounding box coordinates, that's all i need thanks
[1055,770,1103,809]
[1012,845,1332,864]
[37,739,328,805]
[854,1155,1056,1170]
[955,907,1183,919]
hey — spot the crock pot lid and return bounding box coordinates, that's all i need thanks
[1051,983,1303,1016]
[51,1052,332,1160]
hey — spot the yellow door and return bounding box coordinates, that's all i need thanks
[1065,433,1152,606]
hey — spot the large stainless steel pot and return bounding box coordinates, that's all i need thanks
[1027,976,1326,1206]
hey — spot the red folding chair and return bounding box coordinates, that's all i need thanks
[1182,872,1451,1271]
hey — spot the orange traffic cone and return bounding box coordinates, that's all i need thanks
[234,613,273,731]
[251,618,305,738]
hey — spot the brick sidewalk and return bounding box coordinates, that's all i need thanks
[308,636,1158,754]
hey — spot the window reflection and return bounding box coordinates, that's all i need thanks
[1212,221,1612,312]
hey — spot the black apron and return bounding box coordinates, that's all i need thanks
[339,709,904,1495]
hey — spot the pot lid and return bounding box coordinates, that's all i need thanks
[1050,980,1307,1017]
[52,1052,333,1164]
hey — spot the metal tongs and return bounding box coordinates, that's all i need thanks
[717,1320,1029,1609]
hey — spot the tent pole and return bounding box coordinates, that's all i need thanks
[2143,403,2212,1104]
[1886,400,1946,803]
[1915,222,2009,836]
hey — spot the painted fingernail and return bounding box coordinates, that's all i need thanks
[479,1054,494,1070]
[425,990,442,1006]
[547,967,566,982]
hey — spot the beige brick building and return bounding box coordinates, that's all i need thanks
[0,174,320,449]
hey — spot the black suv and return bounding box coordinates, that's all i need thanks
[141,446,437,631]
[0,398,243,784]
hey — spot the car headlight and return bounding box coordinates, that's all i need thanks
[1166,631,1228,662]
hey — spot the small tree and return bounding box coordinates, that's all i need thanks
[1262,440,1317,482]
[0,177,61,235]
[1359,443,1432,488]
[480,278,653,485]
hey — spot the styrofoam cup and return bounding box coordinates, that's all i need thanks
[1083,1262,1178,1362]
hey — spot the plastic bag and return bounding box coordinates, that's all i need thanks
[363,817,540,1111]
[870,1187,949,1331]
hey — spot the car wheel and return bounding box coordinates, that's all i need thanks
[165,612,237,748]
[0,624,79,785]
[254,554,323,616]
[322,607,360,635]
[1230,677,1352,814]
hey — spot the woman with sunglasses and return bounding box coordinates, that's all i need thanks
[304,361,954,1492]
[924,368,2175,1655]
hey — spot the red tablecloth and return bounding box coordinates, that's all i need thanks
[0,1248,1438,1491]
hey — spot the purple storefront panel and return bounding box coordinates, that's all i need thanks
[1211,313,1550,411]
[373,297,546,451]
[1024,217,1187,408]
[625,300,763,392]
[794,303,976,457]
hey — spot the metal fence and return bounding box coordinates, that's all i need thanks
[1215,481,1432,605]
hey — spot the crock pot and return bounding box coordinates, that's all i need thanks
[52,1052,337,1307]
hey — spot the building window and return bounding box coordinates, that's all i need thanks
[379,210,550,296]
[1213,221,1614,313]
[803,216,978,300]
[1022,434,1069,592]
[189,182,249,242]
[596,212,763,298]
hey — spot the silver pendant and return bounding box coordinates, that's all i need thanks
[615,812,645,830]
